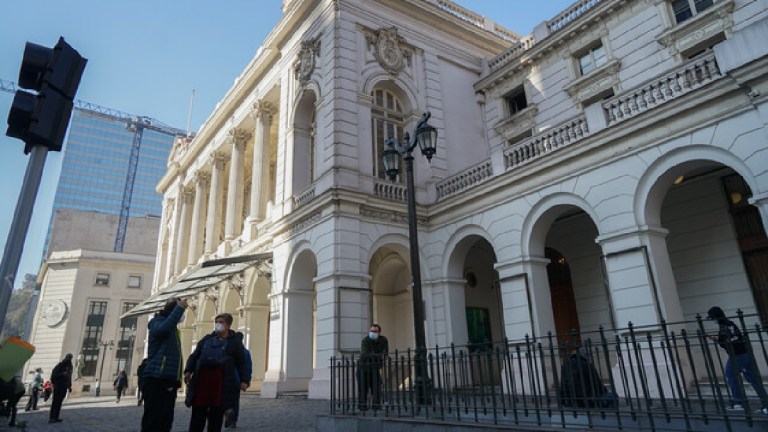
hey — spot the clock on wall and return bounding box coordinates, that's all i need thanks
[40,299,68,327]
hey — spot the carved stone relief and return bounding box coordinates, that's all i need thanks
[365,27,412,75]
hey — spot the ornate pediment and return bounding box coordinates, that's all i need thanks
[294,36,321,84]
[364,26,412,75]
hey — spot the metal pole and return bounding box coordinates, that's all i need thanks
[0,144,49,337]
[94,342,108,396]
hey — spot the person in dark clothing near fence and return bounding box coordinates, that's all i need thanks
[708,306,768,412]
[358,324,388,410]
[49,354,73,423]
[559,347,613,409]
[137,358,148,406]
[114,370,128,403]
[142,298,188,432]
[184,312,250,432]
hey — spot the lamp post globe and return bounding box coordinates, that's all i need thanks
[416,119,437,161]
[381,139,401,181]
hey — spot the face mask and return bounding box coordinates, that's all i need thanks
[215,323,226,333]
[369,332,379,340]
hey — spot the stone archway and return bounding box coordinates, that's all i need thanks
[369,245,414,354]
[282,249,317,389]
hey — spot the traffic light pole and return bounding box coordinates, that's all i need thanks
[0,144,48,337]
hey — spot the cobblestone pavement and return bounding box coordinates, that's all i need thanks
[3,394,329,431]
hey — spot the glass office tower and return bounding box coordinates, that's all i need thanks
[42,109,178,258]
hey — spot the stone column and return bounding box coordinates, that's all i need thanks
[224,128,251,241]
[204,152,227,256]
[174,187,194,275]
[247,102,275,231]
[187,172,210,266]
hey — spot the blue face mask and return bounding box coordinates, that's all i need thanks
[369,332,379,340]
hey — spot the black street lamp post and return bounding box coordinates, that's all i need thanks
[94,340,114,397]
[381,111,437,404]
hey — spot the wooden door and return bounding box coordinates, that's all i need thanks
[546,248,581,349]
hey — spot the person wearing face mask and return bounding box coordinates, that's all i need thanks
[142,297,188,432]
[184,313,250,432]
[708,306,768,413]
[358,324,388,410]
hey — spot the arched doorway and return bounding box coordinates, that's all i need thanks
[545,247,581,347]
[369,246,414,354]
[283,249,317,387]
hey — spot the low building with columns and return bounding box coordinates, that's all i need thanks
[125,0,768,399]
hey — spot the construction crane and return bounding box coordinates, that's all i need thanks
[1,78,188,253]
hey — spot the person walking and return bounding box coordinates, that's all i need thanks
[42,380,52,403]
[24,368,43,411]
[184,313,250,432]
[225,347,252,428]
[137,358,148,406]
[358,324,388,410]
[708,306,768,412]
[49,354,73,423]
[114,370,128,403]
[141,298,188,432]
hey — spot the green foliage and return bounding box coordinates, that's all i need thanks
[0,273,36,341]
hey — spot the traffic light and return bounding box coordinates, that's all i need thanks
[6,37,87,154]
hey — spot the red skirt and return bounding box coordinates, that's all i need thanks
[192,366,224,407]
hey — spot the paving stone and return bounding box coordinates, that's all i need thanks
[3,394,329,431]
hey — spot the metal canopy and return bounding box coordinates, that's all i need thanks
[121,252,272,319]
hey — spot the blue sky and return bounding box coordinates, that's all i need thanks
[0,0,573,289]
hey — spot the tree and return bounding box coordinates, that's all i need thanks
[0,273,37,341]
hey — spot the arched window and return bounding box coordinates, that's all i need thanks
[371,88,404,183]
[309,110,316,182]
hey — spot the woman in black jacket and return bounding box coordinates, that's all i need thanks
[184,313,250,432]
[114,370,128,403]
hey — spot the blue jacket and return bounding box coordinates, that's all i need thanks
[235,348,253,384]
[143,305,185,385]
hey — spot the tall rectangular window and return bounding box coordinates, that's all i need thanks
[505,87,528,117]
[114,303,138,375]
[672,0,714,24]
[81,301,108,377]
[371,89,405,183]
[578,44,607,76]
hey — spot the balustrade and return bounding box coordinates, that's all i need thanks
[374,180,407,202]
[504,116,589,170]
[293,186,316,209]
[436,161,493,200]
[603,52,722,126]
[549,0,603,33]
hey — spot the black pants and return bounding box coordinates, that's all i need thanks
[137,385,144,404]
[358,369,381,409]
[116,386,126,401]
[141,378,178,432]
[43,388,51,402]
[189,406,224,432]
[49,386,66,420]
[25,388,39,410]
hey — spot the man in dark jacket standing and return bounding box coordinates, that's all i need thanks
[358,324,388,410]
[559,347,609,408]
[141,298,187,432]
[184,313,250,432]
[49,354,73,423]
[708,306,768,412]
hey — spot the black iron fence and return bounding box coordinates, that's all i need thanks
[330,311,768,431]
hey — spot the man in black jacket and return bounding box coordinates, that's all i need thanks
[559,347,609,408]
[708,306,768,412]
[136,358,148,406]
[49,354,73,423]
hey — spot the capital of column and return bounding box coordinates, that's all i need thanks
[596,225,670,255]
[228,128,252,148]
[180,185,195,203]
[208,150,228,169]
[194,171,211,187]
[250,101,276,123]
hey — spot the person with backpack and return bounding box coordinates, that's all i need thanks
[708,306,768,412]
[184,313,250,432]
[113,370,128,403]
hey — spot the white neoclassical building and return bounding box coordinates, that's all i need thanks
[125,0,768,399]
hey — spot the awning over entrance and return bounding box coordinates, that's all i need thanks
[121,252,272,319]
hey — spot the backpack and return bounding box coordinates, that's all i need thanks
[199,337,229,368]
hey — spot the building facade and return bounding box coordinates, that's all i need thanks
[42,108,178,259]
[27,209,158,395]
[135,0,768,399]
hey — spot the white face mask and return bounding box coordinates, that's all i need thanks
[215,323,226,333]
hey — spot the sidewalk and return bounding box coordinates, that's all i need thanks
[3,394,328,431]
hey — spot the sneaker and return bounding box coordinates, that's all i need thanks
[727,404,744,410]
[224,409,235,428]
[756,407,768,414]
